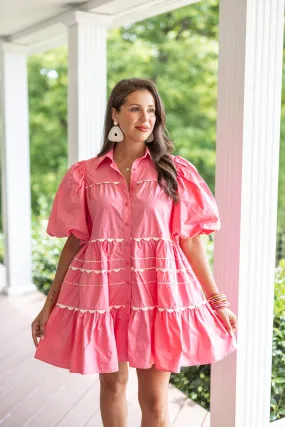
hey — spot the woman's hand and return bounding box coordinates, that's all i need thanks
[215,307,238,336]
[31,306,53,348]
[31,234,82,349]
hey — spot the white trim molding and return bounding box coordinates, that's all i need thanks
[60,10,113,28]
[211,0,285,427]
[0,46,36,295]
[0,42,30,54]
[67,15,107,163]
[7,0,199,54]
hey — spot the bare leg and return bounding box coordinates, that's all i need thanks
[137,364,171,427]
[99,361,129,427]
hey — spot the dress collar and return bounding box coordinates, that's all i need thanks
[96,144,152,168]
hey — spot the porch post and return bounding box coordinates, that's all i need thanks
[62,11,111,165]
[0,43,36,295]
[211,1,285,426]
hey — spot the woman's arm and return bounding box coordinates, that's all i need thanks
[179,235,219,298]
[179,235,238,335]
[43,233,82,311]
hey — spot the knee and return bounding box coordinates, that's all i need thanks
[99,374,128,396]
[138,394,166,421]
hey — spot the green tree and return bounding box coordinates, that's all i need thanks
[23,0,285,231]
[28,48,68,216]
[107,1,220,187]
[277,68,285,232]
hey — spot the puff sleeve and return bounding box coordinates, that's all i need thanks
[171,156,221,241]
[46,160,90,241]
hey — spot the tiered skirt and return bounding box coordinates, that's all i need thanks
[34,237,237,374]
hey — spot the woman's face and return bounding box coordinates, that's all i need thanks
[112,90,156,143]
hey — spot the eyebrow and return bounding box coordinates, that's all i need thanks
[128,103,155,107]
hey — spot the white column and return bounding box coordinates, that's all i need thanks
[211,1,285,426]
[62,11,111,165]
[0,43,36,295]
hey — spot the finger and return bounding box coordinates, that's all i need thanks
[231,322,237,331]
[230,316,238,331]
[32,325,39,348]
[31,320,38,330]
[39,322,45,340]
[33,335,38,348]
[226,320,234,336]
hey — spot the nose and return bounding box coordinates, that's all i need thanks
[139,110,149,122]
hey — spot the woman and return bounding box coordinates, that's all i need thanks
[32,77,237,427]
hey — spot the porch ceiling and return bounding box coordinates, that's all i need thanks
[0,0,198,53]
[0,0,89,35]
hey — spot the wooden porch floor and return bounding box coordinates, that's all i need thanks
[0,290,210,427]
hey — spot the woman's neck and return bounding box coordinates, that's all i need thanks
[113,142,146,164]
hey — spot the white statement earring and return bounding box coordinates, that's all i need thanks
[145,133,154,143]
[108,121,124,142]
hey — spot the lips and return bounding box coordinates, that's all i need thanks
[136,127,150,131]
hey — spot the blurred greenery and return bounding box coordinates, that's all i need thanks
[170,257,285,422]
[28,49,68,217]
[0,0,283,227]
[23,0,221,223]
[271,260,285,421]
[31,218,65,295]
[0,0,284,421]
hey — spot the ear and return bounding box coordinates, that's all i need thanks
[111,107,118,123]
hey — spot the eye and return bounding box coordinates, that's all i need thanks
[130,107,156,113]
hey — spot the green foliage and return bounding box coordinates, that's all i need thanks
[24,1,221,220]
[21,0,285,227]
[271,314,285,421]
[28,48,68,217]
[0,220,64,294]
[170,258,285,421]
[107,2,220,189]
[31,217,64,295]
[274,259,285,317]
[271,259,285,421]
[278,69,285,232]
[170,364,210,410]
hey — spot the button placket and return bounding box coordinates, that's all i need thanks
[125,162,138,307]
[124,191,131,285]
[124,159,140,308]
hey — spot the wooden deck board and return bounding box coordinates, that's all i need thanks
[201,412,211,427]
[16,373,96,427]
[0,291,208,427]
[55,381,101,427]
[172,397,209,427]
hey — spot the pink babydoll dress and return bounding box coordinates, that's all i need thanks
[34,145,237,374]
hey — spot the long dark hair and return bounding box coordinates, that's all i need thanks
[98,78,179,203]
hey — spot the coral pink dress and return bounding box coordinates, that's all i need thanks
[34,145,237,374]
